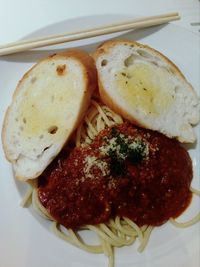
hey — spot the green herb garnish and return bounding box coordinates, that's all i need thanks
[110,156,125,176]
[102,127,148,176]
[128,140,147,164]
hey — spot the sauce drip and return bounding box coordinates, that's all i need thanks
[38,123,192,229]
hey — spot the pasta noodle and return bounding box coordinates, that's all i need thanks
[170,187,200,228]
[22,99,200,267]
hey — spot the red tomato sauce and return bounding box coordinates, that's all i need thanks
[38,123,193,229]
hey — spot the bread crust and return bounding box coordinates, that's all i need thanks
[2,49,97,181]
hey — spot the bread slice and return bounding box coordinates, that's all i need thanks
[93,40,200,143]
[2,49,97,181]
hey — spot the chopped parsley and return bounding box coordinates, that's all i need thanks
[110,156,125,176]
[100,127,149,176]
[128,140,147,164]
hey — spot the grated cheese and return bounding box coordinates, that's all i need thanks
[83,155,110,178]
[100,133,149,161]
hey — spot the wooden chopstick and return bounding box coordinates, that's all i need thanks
[0,12,180,56]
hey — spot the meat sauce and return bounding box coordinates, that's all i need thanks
[38,123,193,229]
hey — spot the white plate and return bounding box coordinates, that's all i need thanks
[0,14,199,267]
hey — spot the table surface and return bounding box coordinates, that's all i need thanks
[0,1,199,267]
[0,0,199,45]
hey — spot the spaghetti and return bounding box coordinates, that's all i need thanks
[22,99,200,267]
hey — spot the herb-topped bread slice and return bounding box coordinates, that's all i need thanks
[93,40,200,143]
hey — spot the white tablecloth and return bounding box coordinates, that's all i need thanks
[0,1,199,267]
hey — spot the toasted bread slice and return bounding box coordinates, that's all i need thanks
[2,50,97,181]
[93,40,200,143]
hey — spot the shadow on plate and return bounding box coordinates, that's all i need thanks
[2,24,167,63]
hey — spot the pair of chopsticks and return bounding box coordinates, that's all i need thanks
[0,12,180,56]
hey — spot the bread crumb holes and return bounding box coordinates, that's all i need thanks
[124,55,134,67]
[101,59,108,66]
[48,126,58,134]
[56,64,66,76]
